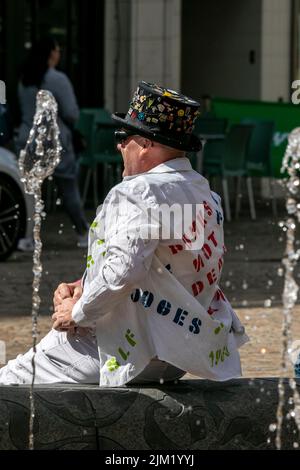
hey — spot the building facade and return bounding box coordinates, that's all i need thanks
[0,0,296,117]
[105,0,293,112]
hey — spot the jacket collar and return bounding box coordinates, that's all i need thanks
[123,157,193,180]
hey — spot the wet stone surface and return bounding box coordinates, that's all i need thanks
[0,379,299,450]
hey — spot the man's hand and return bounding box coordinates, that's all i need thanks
[52,281,91,336]
[53,281,82,308]
[52,297,77,332]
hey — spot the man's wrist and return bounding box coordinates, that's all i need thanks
[71,299,89,326]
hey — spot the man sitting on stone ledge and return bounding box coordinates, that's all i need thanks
[0,81,248,386]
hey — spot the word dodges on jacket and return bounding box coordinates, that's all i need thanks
[131,288,202,334]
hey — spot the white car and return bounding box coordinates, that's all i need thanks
[0,146,34,260]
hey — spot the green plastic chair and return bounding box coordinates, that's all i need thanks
[194,117,228,137]
[77,109,122,206]
[241,119,277,216]
[221,124,254,221]
[193,118,227,175]
[202,139,226,176]
[81,107,113,125]
[241,119,275,173]
[92,126,122,201]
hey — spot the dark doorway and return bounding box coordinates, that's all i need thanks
[0,0,104,125]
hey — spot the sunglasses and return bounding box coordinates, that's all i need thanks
[114,129,137,144]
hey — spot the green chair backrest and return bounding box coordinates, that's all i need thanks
[203,140,225,166]
[241,118,275,169]
[75,111,95,155]
[94,127,118,155]
[95,108,113,124]
[223,124,253,172]
[81,107,113,125]
[212,96,298,177]
[194,117,228,136]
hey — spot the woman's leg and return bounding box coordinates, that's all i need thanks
[55,176,88,236]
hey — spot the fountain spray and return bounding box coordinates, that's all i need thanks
[19,90,61,450]
[275,128,300,449]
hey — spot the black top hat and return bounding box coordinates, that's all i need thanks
[112,81,201,152]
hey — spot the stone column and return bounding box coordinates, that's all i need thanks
[260,0,292,102]
[104,0,132,112]
[130,0,181,92]
[104,0,181,113]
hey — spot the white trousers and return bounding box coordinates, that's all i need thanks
[0,329,185,385]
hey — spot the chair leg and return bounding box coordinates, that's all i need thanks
[235,176,242,219]
[246,176,256,220]
[269,178,278,217]
[82,168,92,208]
[222,177,231,222]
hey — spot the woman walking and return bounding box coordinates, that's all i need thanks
[16,36,89,249]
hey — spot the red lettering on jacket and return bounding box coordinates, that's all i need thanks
[193,254,205,272]
[168,244,184,255]
[207,268,218,285]
[207,231,218,247]
[192,281,204,297]
[214,288,226,301]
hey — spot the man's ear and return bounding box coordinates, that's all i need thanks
[143,138,153,149]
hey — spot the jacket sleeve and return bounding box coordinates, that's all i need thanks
[50,72,79,125]
[72,184,159,326]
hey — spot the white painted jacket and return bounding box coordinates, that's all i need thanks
[72,157,249,386]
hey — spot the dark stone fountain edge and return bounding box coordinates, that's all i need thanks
[0,378,299,450]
